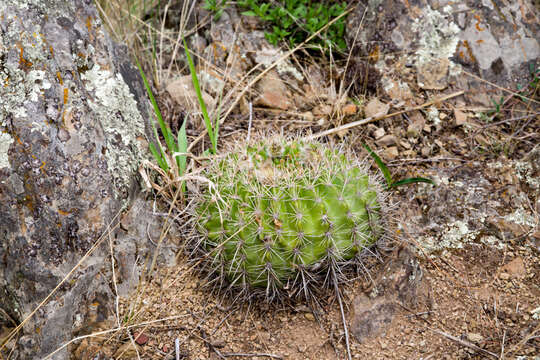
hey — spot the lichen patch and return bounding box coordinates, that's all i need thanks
[0,133,14,169]
[81,63,146,199]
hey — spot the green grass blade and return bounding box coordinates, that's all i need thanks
[363,143,393,188]
[135,57,176,155]
[391,177,435,188]
[149,142,168,171]
[177,119,188,174]
[183,38,217,154]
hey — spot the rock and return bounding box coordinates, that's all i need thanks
[166,75,216,116]
[373,127,386,140]
[255,70,293,110]
[407,112,425,138]
[467,333,484,343]
[454,109,468,126]
[304,312,315,321]
[364,98,390,118]
[342,103,358,115]
[346,1,539,100]
[350,248,429,343]
[376,134,397,147]
[134,332,149,345]
[0,1,174,358]
[384,146,399,160]
[500,257,527,279]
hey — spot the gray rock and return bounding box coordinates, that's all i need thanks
[350,248,428,343]
[0,1,170,359]
[346,1,539,101]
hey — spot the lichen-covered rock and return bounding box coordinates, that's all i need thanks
[0,1,156,358]
[346,0,539,104]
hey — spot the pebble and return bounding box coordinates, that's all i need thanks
[376,134,397,147]
[384,146,399,159]
[373,127,386,139]
[467,333,484,343]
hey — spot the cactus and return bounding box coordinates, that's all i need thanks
[194,139,389,300]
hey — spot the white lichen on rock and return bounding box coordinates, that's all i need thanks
[411,5,460,66]
[81,63,146,197]
[0,6,50,127]
[0,133,14,169]
[514,160,539,191]
[504,207,537,228]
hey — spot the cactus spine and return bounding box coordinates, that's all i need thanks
[194,139,388,300]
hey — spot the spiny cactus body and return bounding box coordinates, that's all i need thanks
[194,139,388,300]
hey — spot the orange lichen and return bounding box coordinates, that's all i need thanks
[63,88,69,104]
[369,45,380,63]
[17,43,33,70]
[56,72,63,85]
[461,40,477,64]
[474,14,485,31]
[58,209,71,216]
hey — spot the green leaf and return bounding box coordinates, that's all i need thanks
[391,177,435,188]
[363,143,393,188]
[242,10,257,16]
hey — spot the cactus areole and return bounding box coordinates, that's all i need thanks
[195,139,387,299]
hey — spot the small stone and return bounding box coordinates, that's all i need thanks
[342,103,358,115]
[454,109,468,126]
[364,98,390,118]
[134,332,149,345]
[421,146,431,157]
[499,272,510,280]
[254,69,293,110]
[166,76,215,115]
[304,312,315,321]
[467,333,484,343]
[376,134,397,147]
[400,140,411,149]
[301,111,314,121]
[500,257,526,279]
[373,127,386,139]
[384,146,399,159]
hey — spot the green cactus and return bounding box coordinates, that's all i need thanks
[194,139,387,300]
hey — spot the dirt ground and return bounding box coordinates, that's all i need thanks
[73,108,539,359]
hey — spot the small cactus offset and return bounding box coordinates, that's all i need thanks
[194,138,390,301]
